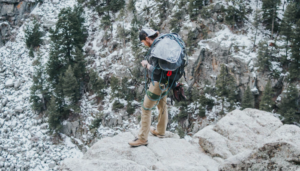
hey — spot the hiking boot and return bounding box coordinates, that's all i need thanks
[150,127,165,138]
[128,138,148,147]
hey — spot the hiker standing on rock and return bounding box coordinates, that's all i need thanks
[128,28,187,147]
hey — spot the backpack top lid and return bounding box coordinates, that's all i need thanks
[149,33,185,71]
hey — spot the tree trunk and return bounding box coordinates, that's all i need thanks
[271,6,275,39]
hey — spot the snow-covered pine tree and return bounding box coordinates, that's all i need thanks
[30,51,51,113]
[289,19,300,81]
[241,86,254,109]
[170,2,184,33]
[62,66,80,106]
[256,41,271,72]
[47,96,62,132]
[155,0,169,25]
[278,84,299,124]
[188,0,203,21]
[110,76,120,99]
[253,8,262,48]
[259,80,274,112]
[262,0,281,35]
[127,0,136,13]
[216,64,236,114]
[25,19,43,49]
[280,2,297,63]
[88,70,105,98]
[47,6,87,84]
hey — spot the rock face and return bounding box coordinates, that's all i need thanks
[61,109,300,171]
[61,131,219,171]
[194,108,300,171]
[0,0,37,47]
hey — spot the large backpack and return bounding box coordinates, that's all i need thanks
[146,33,188,89]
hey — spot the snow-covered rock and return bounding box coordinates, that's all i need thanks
[13,79,21,88]
[194,108,300,170]
[61,131,219,171]
[14,106,23,113]
[5,79,14,87]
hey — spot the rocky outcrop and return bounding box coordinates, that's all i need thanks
[0,0,37,47]
[61,131,219,171]
[61,109,300,171]
[194,108,300,171]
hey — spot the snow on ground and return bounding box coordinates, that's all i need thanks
[0,0,84,170]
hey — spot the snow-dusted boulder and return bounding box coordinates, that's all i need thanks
[62,121,80,137]
[212,109,282,154]
[219,142,300,171]
[194,125,233,159]
[61,131,218,171]
[194,108,300,170]
[14,106,23,113]
[14,79,21,88]
[5,79,14,87]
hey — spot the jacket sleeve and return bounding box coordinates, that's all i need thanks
[148,57,161,75]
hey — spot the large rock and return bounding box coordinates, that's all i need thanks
[62,121,80,137]
[1,4,14,16]
[219,142,300,171]
[194,108,300,171]
[61,131,219,171]
[5,79,14,87]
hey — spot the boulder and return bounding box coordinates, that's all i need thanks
[1,4,14,16]
[62,121,80,137]
[211,109,282,154]
[14,106,23,113]
[61,131,219,171]
[194,125,233,159]
[193,108,300,170]
[14,79,21,88]
[5,79,14,87]
[219,142,300,171]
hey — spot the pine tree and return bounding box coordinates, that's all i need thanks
[47,97,61,131]
[188,0,203,21]
[256,41,271,72]
[186,30,197,55]
[62,66,80,104]
[262,0,281,35]
[47,6,87,84]
[259,80,274,112]
[72,47,86,79]
[30,52,51,113]
[216,64,236,113]
[127,0,136,13]
[253,8,262,47]
[89,70,105,97]
[130,14,141,59]
[96,0,125,15]
[29,47,34,58]
[278,84,299,124]
[25,19,43,49]
[149,19,160,32]
[121,77,129,99]
[241,86,254,109]
[281,3,297,62]
[283,109,299,124]
[155,0,169,24]
[110,76,120,99]
[289,19,300,81]
[126,101,135,115]
[170,4,184,33]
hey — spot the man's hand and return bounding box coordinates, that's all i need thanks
[141,60,151,69]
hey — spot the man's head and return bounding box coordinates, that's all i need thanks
[139,28,159,47]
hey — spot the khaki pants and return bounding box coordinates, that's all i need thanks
[138,82,168,141]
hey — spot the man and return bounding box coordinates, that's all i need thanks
[128,28,169,147]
